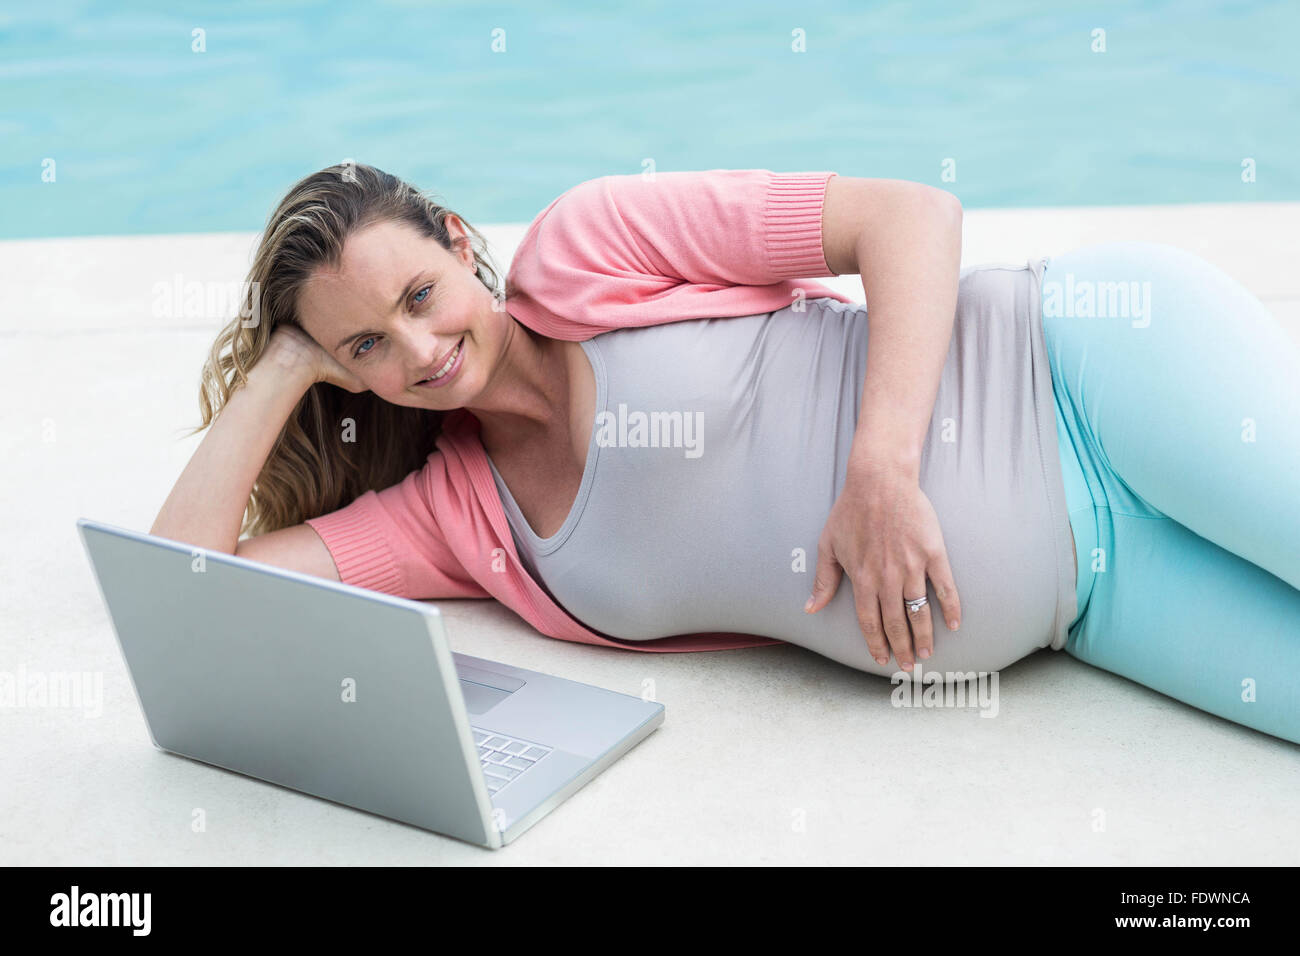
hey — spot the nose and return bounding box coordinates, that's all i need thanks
[404,331,458,382]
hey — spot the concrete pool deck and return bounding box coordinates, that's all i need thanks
[3,200,1298,865]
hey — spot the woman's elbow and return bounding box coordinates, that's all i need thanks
[930,186,962,219]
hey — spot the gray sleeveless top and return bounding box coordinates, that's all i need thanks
[485,260,1077,674]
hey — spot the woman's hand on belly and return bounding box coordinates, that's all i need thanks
[804,461,963,670]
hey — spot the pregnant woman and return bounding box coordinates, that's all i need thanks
[152,163,1300,747]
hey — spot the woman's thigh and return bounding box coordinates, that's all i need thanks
[1041,240,1300,592]
[1070,507,1300,746]
[1042,240,1300,744]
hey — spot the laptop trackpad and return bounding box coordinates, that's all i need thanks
[458,679,511,714]
[455,663,525,715]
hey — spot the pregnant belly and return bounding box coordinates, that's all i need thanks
[551,484,1064,680]
[776,506,1064,679]
[811,471,1067,677]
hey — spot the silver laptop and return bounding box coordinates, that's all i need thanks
[76,517,664,849]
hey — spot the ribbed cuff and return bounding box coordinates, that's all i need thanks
[765,171,837,279]
[303,490,405,595]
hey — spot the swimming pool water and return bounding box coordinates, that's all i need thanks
[1,0,1297,239]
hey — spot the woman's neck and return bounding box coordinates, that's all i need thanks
[466,318,572,458]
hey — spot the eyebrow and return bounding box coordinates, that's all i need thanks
[333,274,428,352]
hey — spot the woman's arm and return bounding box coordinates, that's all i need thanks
[806,177,965,670]
[153,324,489,600]
[501,168,855,340]
[151,338,321,556]
[820,175,963,470]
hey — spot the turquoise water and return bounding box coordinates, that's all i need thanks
[2,0,1297,239]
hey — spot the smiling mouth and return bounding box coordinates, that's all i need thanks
[416,337,465,385]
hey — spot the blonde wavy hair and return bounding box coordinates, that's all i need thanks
[189,162,504,538]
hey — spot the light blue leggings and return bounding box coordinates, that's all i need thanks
[1044,240,1300,746]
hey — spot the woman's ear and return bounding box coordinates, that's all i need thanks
[443,214,474,267]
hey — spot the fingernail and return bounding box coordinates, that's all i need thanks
[948,619,959,631]
[919,648,930,659]
[902,661,913,672]
[803,596,814,613]
[874,656,888,666]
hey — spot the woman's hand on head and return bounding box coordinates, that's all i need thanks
[262,323,368,393]
[805,459,962,671]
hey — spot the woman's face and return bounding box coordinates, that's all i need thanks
[296,215,505,408]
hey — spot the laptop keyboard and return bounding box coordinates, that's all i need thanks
[471,728,552,795]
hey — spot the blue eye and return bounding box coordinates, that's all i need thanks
[413,284,432,305]
[354,336,376,358]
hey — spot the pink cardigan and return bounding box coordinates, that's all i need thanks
[304,169,855,653]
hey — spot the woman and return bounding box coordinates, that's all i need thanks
[152,163,1300,746]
